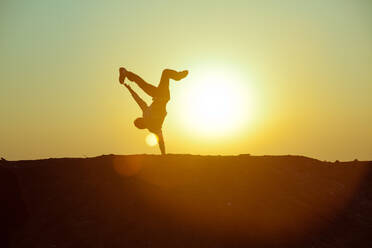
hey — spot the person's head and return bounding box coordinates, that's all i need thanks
[134,117,146,129]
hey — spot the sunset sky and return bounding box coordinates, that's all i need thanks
[1,0,371,161]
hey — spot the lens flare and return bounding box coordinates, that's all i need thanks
[146,133,158,147]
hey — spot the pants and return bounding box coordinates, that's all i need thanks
[126,69,183,101]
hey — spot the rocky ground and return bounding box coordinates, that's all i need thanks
[1,154,371,247]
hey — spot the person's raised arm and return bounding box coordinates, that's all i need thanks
[124,83,148,112]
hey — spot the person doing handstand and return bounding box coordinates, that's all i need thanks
[119,67,188,155]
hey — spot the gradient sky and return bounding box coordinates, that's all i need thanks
[1,0,371,161]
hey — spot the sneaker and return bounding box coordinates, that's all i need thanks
[175,70,188,81]
[119,67,127,84]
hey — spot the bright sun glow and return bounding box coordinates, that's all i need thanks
[145,133,158,147]
[178,68,253,137]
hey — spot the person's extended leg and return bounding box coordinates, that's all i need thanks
[124,84,148,112]
[120,67,158,98]
[156,69,188,99]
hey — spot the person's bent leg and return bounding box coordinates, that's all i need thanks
[161,69,188,82]
[157,69,188,99]
[124,68,158,98]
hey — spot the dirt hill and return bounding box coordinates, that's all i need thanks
[1,154,372,247]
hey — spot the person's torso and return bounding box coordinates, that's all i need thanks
[143,99,168,132]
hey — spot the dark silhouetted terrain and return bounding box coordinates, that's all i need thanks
[1,154,372,248]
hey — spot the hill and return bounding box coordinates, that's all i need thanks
[1,154,372,247]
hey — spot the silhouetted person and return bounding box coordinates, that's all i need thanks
[119,68,188,155]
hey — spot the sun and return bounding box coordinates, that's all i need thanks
[177,69,253,137]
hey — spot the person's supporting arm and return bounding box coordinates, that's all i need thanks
[155,130,166,155]
[124,83,148,112]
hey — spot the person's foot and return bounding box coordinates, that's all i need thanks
[119,67,127,84]
[175,70,188,81]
